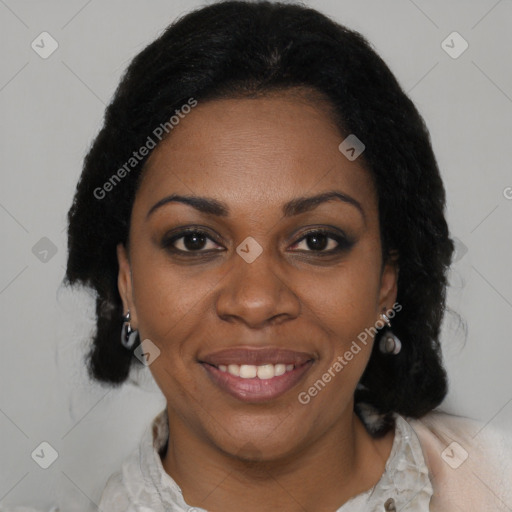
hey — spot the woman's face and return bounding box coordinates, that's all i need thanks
[118,91,397,460]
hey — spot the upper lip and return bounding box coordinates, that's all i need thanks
[199,348,314,367]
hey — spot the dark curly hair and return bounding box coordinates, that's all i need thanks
[65,0,454,431]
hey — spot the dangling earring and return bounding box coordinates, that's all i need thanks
[378,308,402,355]
[121,310,139,350]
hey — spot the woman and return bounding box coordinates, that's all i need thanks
[65,1,512,510]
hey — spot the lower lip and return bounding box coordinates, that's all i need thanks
[201,361,314,403]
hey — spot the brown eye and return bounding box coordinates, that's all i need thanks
[290,229,354,254]
[162,229,223,253]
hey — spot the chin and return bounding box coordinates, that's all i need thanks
[209,417,303,463]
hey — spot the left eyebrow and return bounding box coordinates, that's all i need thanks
[146,190,366,224]
[282,191,366,224]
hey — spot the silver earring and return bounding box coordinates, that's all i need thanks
[379,310,402,355]
[381,311,392,328]
[379,330,402,355]
[121,311,139,350]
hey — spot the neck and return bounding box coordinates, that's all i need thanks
[161,407,394,512]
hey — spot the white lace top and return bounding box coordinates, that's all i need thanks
[97,409,433,511]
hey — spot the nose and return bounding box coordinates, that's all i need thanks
[215,245,301,329]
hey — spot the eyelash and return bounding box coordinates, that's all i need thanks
[161,227,354,257]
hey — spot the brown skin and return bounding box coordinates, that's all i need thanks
[117,90,398,511]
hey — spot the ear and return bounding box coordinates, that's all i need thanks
[117,243,138,328]
[377,250,399,318]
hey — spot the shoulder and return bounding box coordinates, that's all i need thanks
[98,441,163,512]
[406,410,512,510]
[98,408,171,512]
[98,470,135,512]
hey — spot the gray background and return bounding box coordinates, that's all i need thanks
[1,0,511,510]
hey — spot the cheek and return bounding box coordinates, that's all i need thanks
[299,247,382,390]
[129,242,219,340]
[129,258,207,399]
[305,253,382,338]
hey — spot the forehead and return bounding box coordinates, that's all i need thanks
[137,92,377,217]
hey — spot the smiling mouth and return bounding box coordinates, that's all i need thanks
[199,350,315,403]
[215,362,296,379]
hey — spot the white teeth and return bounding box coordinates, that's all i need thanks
[239,364,257,378]
[227,364,240,376]
[274,364,286,376]
[217,363,296,379]
[257,364,275,380]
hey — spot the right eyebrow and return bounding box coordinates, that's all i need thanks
[146,195,228,219]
